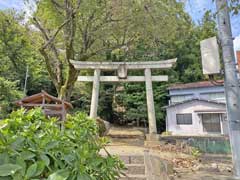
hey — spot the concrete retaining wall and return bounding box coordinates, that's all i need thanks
[159,135,231,154]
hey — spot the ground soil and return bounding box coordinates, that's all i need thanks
[103,126,237,180]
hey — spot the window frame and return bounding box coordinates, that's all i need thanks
[202,113,221,133]
[176,113,193,125]
[171,94,193,104]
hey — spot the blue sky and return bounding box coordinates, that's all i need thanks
[184,0,240,51]
[0,0,240,50]
[185,0,240,37]
[0,0,24,11]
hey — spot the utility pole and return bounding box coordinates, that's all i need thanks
[24,65,29,95]
[216,0,240,178]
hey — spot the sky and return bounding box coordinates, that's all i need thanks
[184,0,240,51]
[0,0,239,50]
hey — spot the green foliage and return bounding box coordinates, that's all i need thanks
[191,148,202,159]
[0,77,23,119]
[0,108,124,179]
[96,118,107,137]
[0,10,54,95]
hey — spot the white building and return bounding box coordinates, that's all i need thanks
[165,81,228,135]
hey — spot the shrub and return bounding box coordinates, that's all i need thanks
[191,147,202,159]
[96,117,107,137]
[0,108,124,180]
[0,77,23,119]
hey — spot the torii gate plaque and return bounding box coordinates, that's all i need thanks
[71,59,177,134]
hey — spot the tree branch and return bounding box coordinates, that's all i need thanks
[51,0,64,9]
[42,18,71,50]
[33,0,82,51]
[33,17,50,41]
[75,0,81,12]
[78,37,135,61]
[33,17,63,86]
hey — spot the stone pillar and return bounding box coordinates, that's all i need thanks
[144,150,174,180]
[145,68,157,134]
[90,69,101,118]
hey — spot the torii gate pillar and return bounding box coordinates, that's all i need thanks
[90,69,101,119]
[145,68,157,134]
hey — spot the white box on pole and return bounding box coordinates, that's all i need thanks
[200,36,221,75]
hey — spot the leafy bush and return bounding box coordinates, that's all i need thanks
[96,117,107,137]
[0,108,124,180]
[0,77,23,119]
[191,147,202,159]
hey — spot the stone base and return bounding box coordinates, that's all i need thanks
[144,134,162,147]
[144,140,162,147]
[144,150,174,180]
[145,134,160,141]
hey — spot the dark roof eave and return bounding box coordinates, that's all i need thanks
[168,80,224,90]
[15,91,73,109]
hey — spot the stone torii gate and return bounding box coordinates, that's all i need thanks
[71,59,177,134]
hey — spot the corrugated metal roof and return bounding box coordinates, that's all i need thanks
[168,80,224,90]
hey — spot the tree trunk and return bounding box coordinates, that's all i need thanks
[57,1,78,102]
[58,64,78,101]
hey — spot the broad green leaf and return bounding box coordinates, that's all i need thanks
[27,140,38,152]
[11,137,25,150]
[20,151,35,160]
[0,131,7,143]
[77,174,92,180]
[45,141,59,150]
[40,154,50,166]
[12,171,23,180]
[47,169,70,180]
[0,153,9,165]
[16,157,26,176]
[35,161,45,177]
[25,163,37,179]
[0,164,22,176]
[0,177,11,180]
[63,154,75,164]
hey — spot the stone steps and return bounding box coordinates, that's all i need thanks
[119,174,146,180]
[124,164,145,175]
[119,155,146,180]
[120,155,145,164]
[109,137,145,147]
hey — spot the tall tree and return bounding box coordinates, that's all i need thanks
[30,0,194,101]
[0,10,53,95]
[31,0,136,100]
[0,77,23,118]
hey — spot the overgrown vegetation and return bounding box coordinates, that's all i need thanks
[0,108,124,179]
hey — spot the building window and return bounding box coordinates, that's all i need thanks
[202,114,221,133]
[204,92,225,101]
[176,114,192,125]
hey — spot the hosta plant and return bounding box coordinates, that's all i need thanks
[0,108,124,180]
